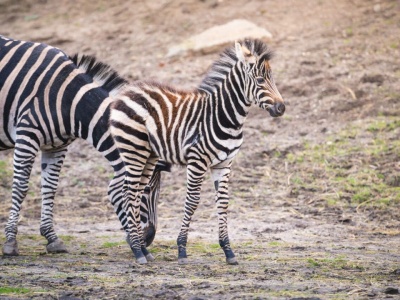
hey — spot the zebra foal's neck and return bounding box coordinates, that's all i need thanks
[113,38,283,165]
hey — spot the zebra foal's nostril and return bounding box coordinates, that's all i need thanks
[275,102,285,114]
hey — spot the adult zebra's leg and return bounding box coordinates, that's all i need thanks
[3,142,38,256]
[141,161,171,247]
[39,148,69,253]
[211,162,237,265]
[177,162,206,264]
[136,156,159,261]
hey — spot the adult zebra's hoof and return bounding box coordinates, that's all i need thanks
[143,224,156,247]
[2,239,19,256]
[146,253,155,262]
[178,257,188,265]
[46,239,68,253]
[226,257,239,265]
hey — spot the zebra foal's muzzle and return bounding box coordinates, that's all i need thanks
[267,102,285,117]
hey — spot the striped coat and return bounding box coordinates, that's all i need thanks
[0,35,166,256]
[110,39,285,264]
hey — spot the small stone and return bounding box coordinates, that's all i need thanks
[79,199,90,208]
[392,269,400,275]
[384,287,399,294]
[360,74,384,86]
[373,4,381,12]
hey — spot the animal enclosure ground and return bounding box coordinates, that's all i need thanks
[0,0,399,299]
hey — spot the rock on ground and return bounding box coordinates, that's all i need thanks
[167,19,273,57]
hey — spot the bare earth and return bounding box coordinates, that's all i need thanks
[0,0,399,299]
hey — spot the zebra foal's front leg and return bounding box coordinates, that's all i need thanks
[40,148,69,253]
[211,163,238,265]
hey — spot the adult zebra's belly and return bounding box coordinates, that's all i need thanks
[0,122,15,150]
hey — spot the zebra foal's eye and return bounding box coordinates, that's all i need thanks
[256,77,265,85]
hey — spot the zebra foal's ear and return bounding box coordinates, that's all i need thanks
[235,41,256,65]
[235,42,246,63]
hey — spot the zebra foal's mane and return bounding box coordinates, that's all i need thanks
[70,54,127,96]
[199,38,274,92]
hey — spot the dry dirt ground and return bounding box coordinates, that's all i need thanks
[0,0,400,299]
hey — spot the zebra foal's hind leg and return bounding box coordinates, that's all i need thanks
[177,162,207,264]
[40,148,69,253]
[3,141,38,256]
[111,123,153,263]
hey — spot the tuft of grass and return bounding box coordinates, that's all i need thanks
[268,241,283,247]
[307,258,321,267]
[101,241,125,248]
[0,286,31,295]
[24,234,42,241]
[59,235,75,243]
[189,242,221,255]
[352,189,372,203]
[306,255,364,271]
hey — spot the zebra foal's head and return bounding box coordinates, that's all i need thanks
[235,39,285,117]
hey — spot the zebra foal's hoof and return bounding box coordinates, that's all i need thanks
[146,253,155,262]
[178,257,188,265]
[2,239,19,256]
[226,257,239,265]
[46,238,68,253]
[136,256,148,264]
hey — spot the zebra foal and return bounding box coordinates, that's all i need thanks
[110,38,285,264]
[0,35,166,256]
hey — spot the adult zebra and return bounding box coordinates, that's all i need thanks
[0,35,167,257]
[110,38,285,264]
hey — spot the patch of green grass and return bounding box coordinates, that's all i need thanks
[288,117,400,208]
[101,241,125,248]
[307,255,364,271]
[149,241,176,254]
[24,234,42,241]
[268,241,283,247]
[352,188,372,203]
[0,286,31,295]
[366,119,400,132]
[307,258,321,267]
[345,27,353,37]
[59,235,75,243]
[189,242,221,255]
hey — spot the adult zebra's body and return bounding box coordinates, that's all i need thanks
[0,35,166,256]
[110,39,285,264]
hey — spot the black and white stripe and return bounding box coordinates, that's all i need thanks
[110,38,285,264]
[0,36,167,256]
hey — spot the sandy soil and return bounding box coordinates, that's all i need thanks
[0,0,399,299]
